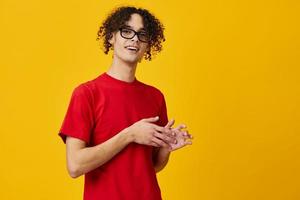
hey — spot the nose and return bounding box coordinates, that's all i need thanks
[131,34,139,42]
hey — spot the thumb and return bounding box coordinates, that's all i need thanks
[165,118,175,128]
[143,116,160,122]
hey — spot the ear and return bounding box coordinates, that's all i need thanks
[108,32,116,46]
[146,43,150,51]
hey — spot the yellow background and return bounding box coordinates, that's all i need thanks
[1,0,299,199]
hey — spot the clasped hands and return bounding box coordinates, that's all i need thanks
[129,116,193,152]
[161,117,193,152]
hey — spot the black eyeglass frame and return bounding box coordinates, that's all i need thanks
[119,27,151,43]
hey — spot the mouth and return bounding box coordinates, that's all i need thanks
[125,45,140,53]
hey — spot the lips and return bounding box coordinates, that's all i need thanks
[125,45,139,52]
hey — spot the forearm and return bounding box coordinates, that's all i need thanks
[70,128,133,178]
[153,147,171,173]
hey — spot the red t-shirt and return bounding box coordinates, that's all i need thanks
[58,72,169,200]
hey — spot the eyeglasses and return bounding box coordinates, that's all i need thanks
[119,27,150,43]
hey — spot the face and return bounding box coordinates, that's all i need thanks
[109,13,150,64]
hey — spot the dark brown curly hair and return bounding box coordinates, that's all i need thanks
[96,6,166,61]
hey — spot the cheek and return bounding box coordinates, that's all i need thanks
[113,40,126,54]
[140,44,149,53]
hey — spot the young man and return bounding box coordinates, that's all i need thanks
[58,6,193,200]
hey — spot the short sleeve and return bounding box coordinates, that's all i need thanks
[58,84,95,145]
[157,92,169,127]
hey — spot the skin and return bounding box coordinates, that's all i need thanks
[65,13,193,178]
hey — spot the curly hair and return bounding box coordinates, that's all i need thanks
[96,6,166,61]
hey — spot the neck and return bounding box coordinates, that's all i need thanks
[107,56,137,82]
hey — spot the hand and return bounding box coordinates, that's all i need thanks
[163,119,193,152]
[128,116,177,148]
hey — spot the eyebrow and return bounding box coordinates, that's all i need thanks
[123,25,146,31]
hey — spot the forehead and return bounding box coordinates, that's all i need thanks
[124,13,146,31]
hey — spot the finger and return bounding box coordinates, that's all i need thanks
[143,116,159,122]
[153,125,171,135]
[172,139,192,151]
[152,137,170,148]
[185,134,193,139]
[165,119,175,129]
[174,124,187,131]
[172,129,182,136]
[182,131,193,139]
[173,129,191,138]
[161,129,176,137]
[153,131,177,144]
[168,131,176,137]
[185,140,193,145]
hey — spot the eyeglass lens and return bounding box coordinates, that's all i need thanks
[120,28,149,42]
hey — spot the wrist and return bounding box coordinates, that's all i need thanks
[122,127,135,144]
[159,146,172,154]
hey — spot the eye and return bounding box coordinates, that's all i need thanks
[122,29,132,34]
[139,32,148,36]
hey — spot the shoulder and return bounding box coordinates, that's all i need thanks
[72,82,92,96]
[138,81,166,100]
[71,77,99,100]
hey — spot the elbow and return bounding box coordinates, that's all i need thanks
[154,159,169,173]
[67,163,83,179]
[154,165,163,173]
[68,170,81,179]
[154,162,165,173]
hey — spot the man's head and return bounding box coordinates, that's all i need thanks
[96,6,165,63]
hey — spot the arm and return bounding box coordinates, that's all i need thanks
[153,122,193,173]
[153,147,171,173]
[66,128,133,178]
[153,119,175,173]
[66,116,174,178]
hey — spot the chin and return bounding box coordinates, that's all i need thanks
[122,56,142,64]
[125,59,139,64]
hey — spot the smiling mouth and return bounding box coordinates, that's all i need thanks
[125,46,139,52]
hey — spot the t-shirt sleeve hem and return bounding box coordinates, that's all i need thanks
[58,131,90,145]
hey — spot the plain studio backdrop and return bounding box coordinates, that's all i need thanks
[0,0,299,199]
